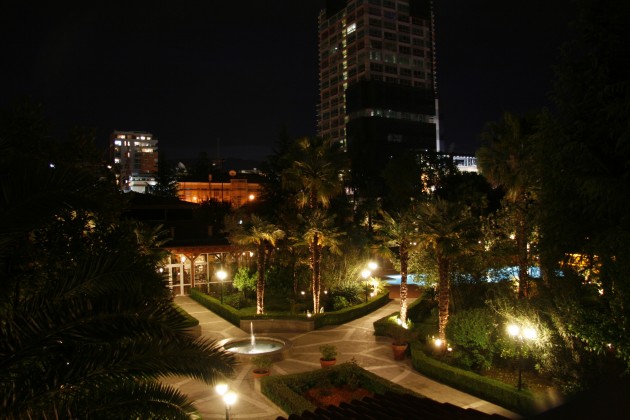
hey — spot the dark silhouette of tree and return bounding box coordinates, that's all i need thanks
[477,112,539,298]
[0,109,236,418]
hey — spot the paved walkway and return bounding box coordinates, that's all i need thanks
[163,296,520,419]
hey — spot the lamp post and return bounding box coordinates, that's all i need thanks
[217,269,227,304]
[507,324,537,391]
[361,261,378,303]
[215,383,237,420]
[361,268,371,303]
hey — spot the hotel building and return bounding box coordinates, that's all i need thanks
[318,0,439,196]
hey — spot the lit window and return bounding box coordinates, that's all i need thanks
[346,23,356,34]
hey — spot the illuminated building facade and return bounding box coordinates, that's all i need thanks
[109,130,158,193]
[177,173,263,207]
[318,0,439,197]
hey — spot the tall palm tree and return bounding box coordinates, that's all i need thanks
[281,136,346,210]
[229,215,285,314]
[477,112,538,298]
[295,211,344,314]
[415,198,478,341]
[374,209,418,323]
[282,137,346,312]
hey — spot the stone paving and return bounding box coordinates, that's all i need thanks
[163,296,520,419]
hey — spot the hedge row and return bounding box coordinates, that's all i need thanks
[372,296,434,336]
[410,342,541,416]
[190,288,390,329]
[260,362,423,416]
[189,288,241,326]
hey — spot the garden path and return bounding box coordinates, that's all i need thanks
[162,296,521,419]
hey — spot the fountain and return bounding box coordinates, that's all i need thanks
[221,322,292,363]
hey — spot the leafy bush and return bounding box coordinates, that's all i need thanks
[260,362,424,416]
[410,343,542,416]
[446,307,499,372]
[331,295,350,311]
[223,293,252,310]
[232,267,256,293]
[319,344,337,361]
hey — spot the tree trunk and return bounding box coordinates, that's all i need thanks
[437,248,450,341]
[311,233,321,314]
[256,243,266,314]
[399,243,409,323]
[516,207,529,299]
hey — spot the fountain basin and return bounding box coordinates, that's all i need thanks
[220,336,292,363]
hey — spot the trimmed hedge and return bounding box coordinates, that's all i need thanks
[410,342,542,416]
[189,288,241,326]
[190,288,390,330]
[373,296,435,337]
[260,362,424,416]
[313,291,389,329]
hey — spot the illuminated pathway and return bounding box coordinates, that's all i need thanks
[163,296,522,419]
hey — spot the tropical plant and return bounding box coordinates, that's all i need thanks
[228,214,285,314]
[319,344,338,361]
[477,112,539,299]
[282,136,347,314]
[0,124,237,418]
[446,308,500,372]
[374,209,418,323]
[251,355,273,372]
[414,198,480,341]
[296,211,344,314]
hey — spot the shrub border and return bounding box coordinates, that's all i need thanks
[260,362,424,416]
[189,288,390,329]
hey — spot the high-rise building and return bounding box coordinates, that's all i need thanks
[318,0,439,197]
[109,130,158,193]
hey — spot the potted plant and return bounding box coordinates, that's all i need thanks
[251,355,273,378]
[319,344,337,368]
[385,321,418,360]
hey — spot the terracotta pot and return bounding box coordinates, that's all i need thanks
[392,343,408,360]
[252,369,271,379]
[320,358,337,368]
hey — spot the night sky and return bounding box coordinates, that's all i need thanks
[1,1,575,163]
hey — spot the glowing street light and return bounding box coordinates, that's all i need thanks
[217,269,228,304]
[361,268,372,303]
[507,323,538,391]
[215,382,237,420]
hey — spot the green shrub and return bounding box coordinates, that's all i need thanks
[319,344,337,361]
[410,342,542,416]
[446,307,499,372]
[232,267,256,293]
[331,295,350,311]
[260,362,424,416]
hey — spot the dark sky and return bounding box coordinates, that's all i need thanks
[1,1,575,162]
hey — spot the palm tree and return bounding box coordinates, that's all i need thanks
[282,136,346,313]
[477,112,538,298]
[0,140,236,418]
[296,211,344,314]
[281,136,346,210]
[374,209,418,323]
[229,215,285,314]
[415,198,478,341]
